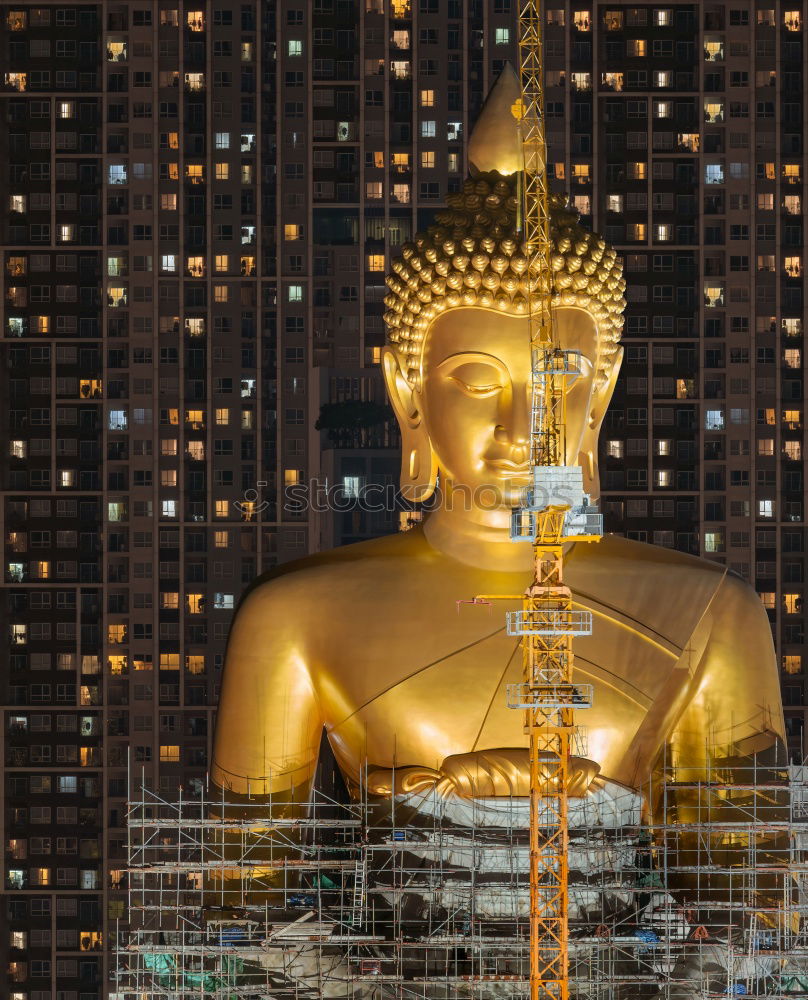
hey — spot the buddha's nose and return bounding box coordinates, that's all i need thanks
[495,387,531,449]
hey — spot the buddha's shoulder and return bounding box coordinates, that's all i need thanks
[569,534,763,638]
[235,530,433,612]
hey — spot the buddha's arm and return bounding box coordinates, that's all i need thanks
[210,585,323,797]
[672,571,785,760]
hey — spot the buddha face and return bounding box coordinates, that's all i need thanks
[384,307,621,506]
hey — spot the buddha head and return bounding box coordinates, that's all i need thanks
[382,173,626,507]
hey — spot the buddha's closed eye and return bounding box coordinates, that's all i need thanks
[444,362,506,398]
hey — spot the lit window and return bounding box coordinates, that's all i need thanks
[758,439,775,456]
[602,72,624,91]
[704,39,724,61]
[288,40,303,56]
[10,440,26,459]
[785,256,803,278]
[160,254,176,273]
[655,440,671,456]
[627,39,646,57]
[240,256,255,276]
[185,164,204,184]
[186,655,206,675]
[784,164,801,184]
[783,410,802,430]
[215,408,230,426]
[784,655,803,675]
[161,500,176,519]
[653,71,672,88]
[703,284,725,308]
[784,440,802,460]
[627,162,646,180]
[366,182,383,199]
[107,624,127,644]
[392,184,410,204]
[367,254,385,272]
[184,72,205,91]
[571,72,591,92]
[214,530,229,548]
[214,254,229,273]
[420,120,436,138]
[160,745,180,762]
[784,195,801,215]
[572,164,591,182]
[495,27,510,44]
[758,500,775,519]
[704,102,724,124]
[421,151,435,168]
[655,470,672,487]
[284,469,302,487]
[284,224,303,241]
[704,531,725,553]
[606,440,623,458]
[215,132,230,149]
[215,500,229,519]
[215,162,229,180]
[784,11,802,31]
[214,285,228,302]
[705,409,725,431]
[186,9,204,29]
[655,224,673,241]
[678,133,699,152]
[107,39,127,61]
[654,9,672,26]
[785,594,803,614]
[760,592,776,610]
[4,72,27,91]
[288,285,303,302]
[573,10,591,30]
[186,257,204,278]
[704,164,724,185]
[654,100,672,118]
[627,223,646,241]
[214,593,234,610]
[420,89,435,107]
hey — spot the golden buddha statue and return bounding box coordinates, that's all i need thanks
[210,76,783,806]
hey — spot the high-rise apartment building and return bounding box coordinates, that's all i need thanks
[0,2,516,997]
[539,2,806,760]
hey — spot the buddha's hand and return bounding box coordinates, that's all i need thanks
[366,749,601,799]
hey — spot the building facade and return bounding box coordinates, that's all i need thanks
[0,1,516,998]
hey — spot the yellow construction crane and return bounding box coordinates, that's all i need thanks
[508,5,603,1000]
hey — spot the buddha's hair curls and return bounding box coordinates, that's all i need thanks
[384,172,626,389]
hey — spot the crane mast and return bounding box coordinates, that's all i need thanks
[508,6,603,1000]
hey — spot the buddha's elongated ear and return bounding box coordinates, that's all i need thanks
[382,347,438,502]
[578,346,623,500]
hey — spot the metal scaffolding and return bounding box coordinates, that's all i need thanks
[114,748,808,1000]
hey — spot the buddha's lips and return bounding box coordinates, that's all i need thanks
[486,459,530,475]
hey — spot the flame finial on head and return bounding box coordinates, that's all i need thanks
[468,63,525,176]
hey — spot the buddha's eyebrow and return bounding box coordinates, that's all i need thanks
[433,351,510,374]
